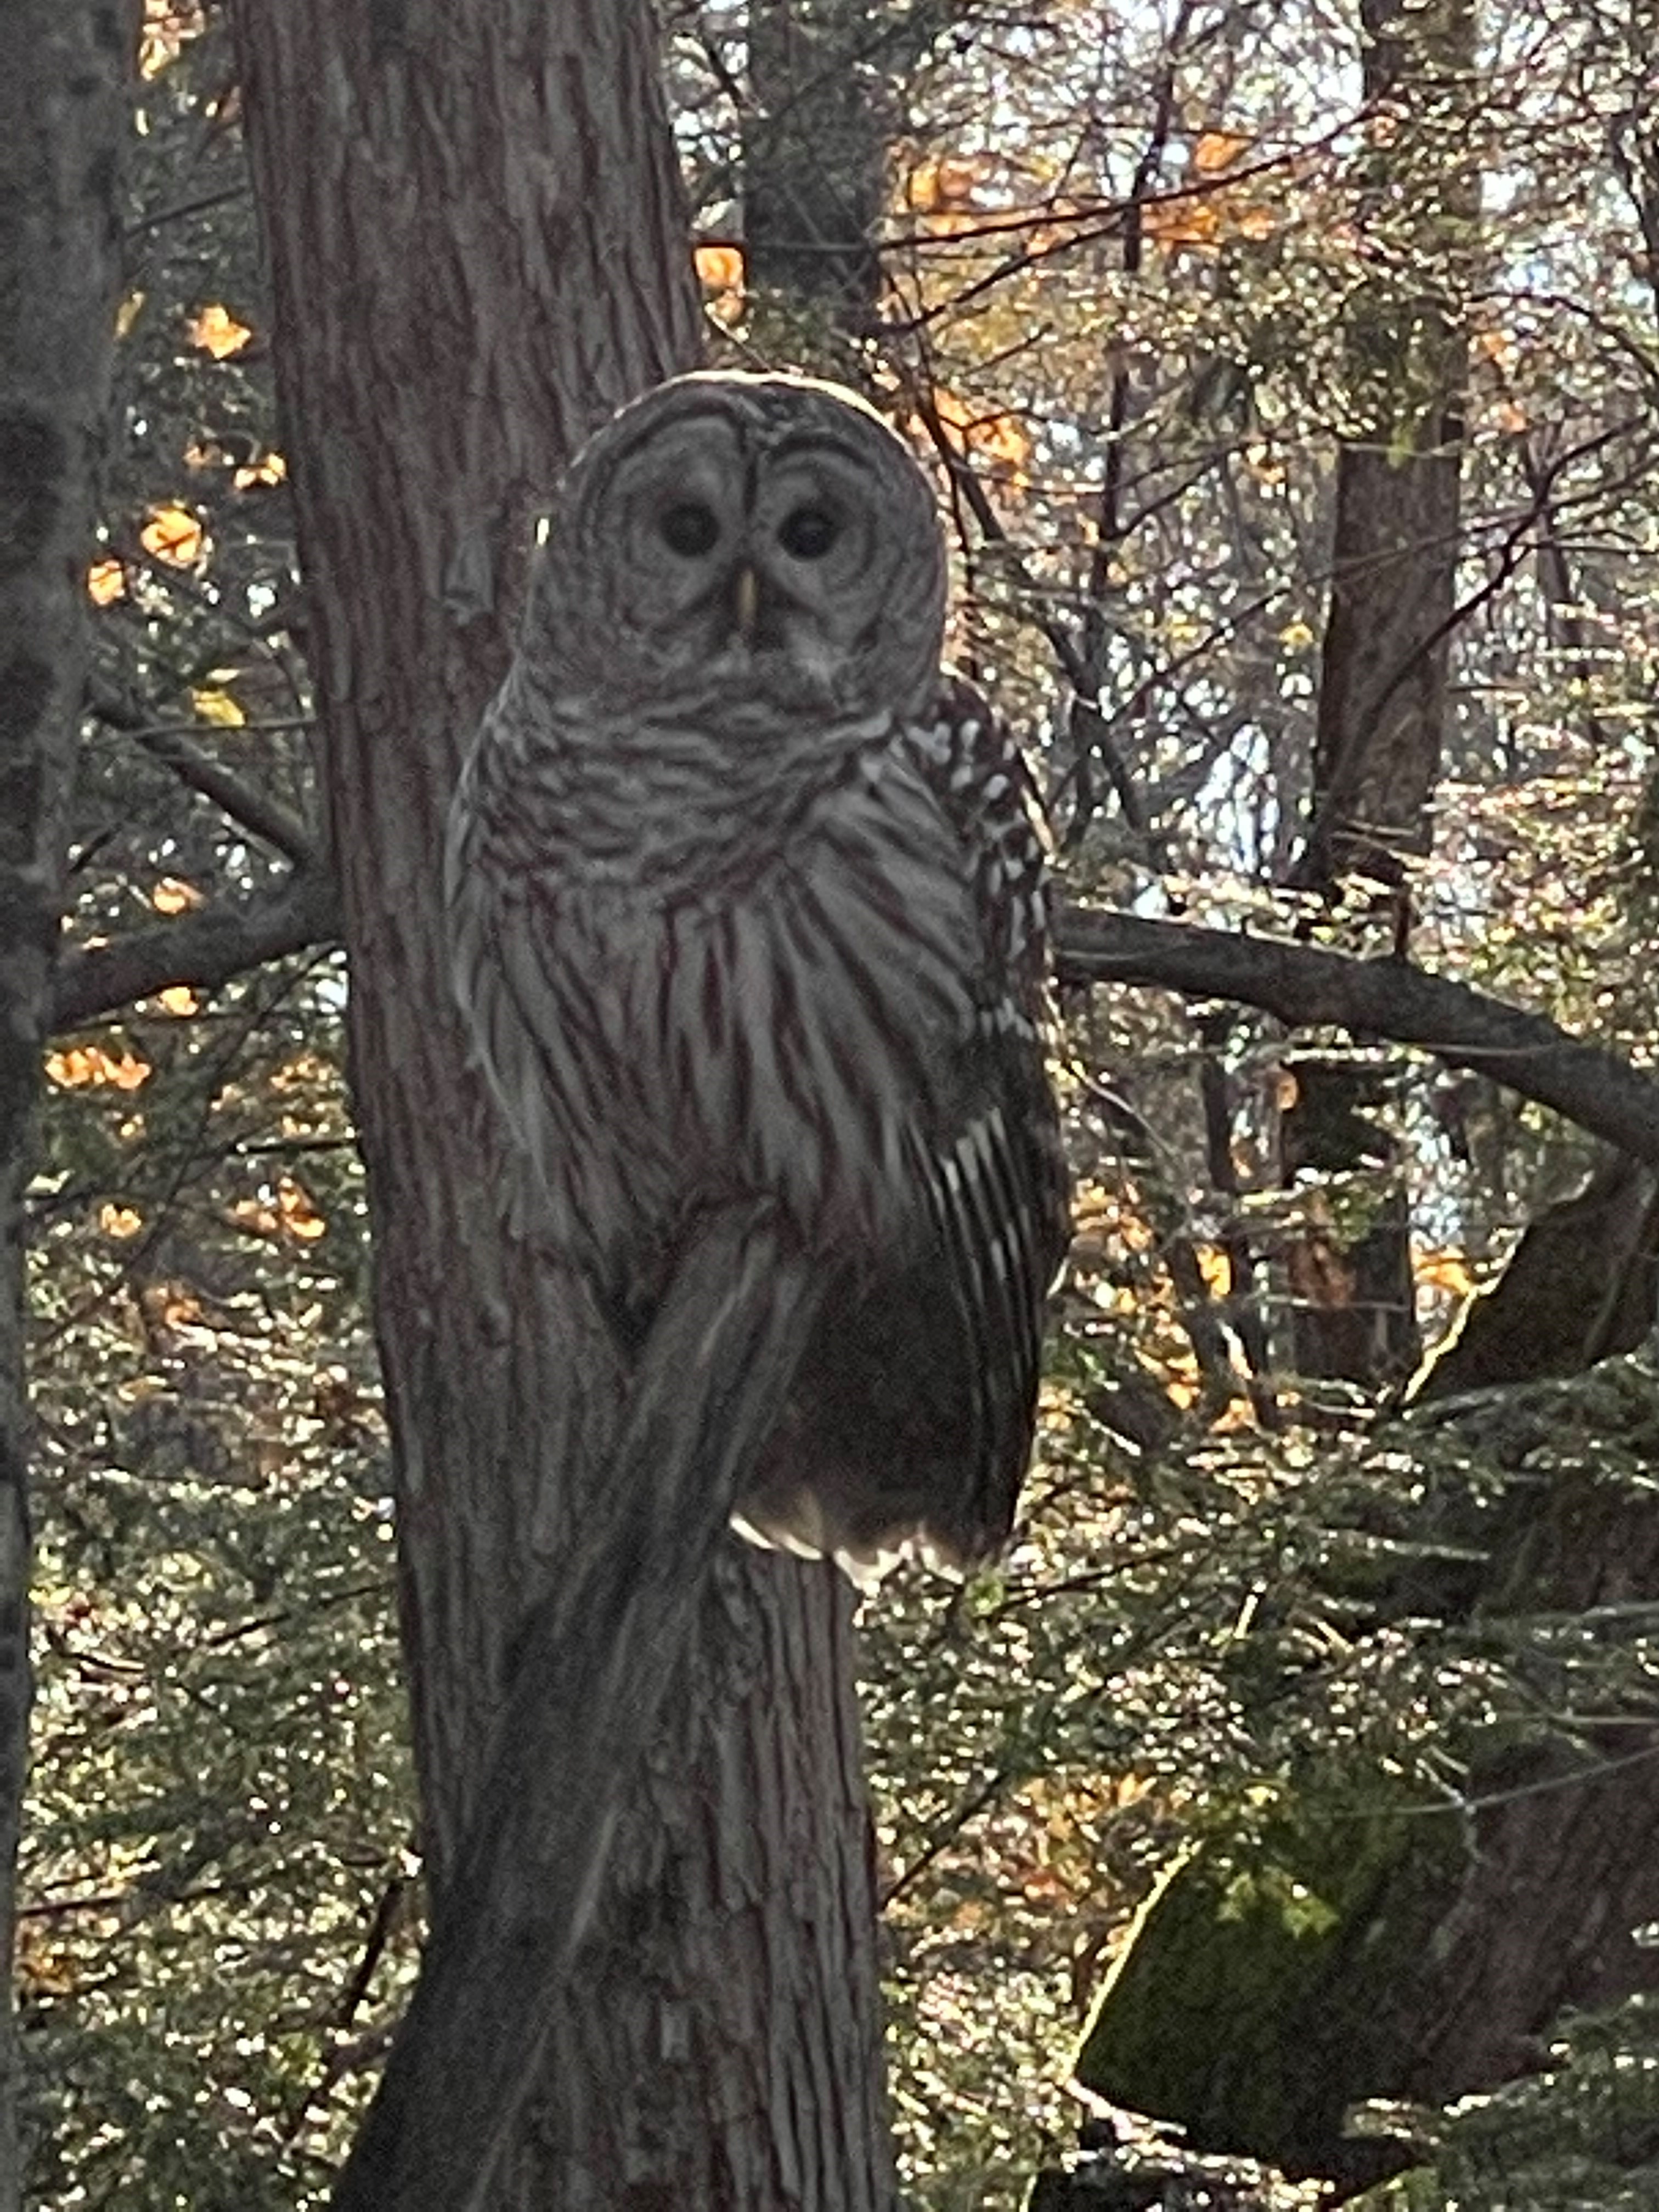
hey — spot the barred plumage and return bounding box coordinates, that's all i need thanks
[447,372,1068,1571]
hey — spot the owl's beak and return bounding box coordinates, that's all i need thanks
[732,563,760,646]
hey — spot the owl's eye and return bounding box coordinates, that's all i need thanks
[659,501,721,557]
[777,505,839,560]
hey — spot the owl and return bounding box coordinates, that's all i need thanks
[446,371,1068,1572]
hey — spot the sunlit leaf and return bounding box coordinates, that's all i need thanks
[233,450,287,489]
[187,302,253,359]
[190,686,245,727]
[151,877,205,915]
[693,244,743,293]
[44,1046,152,1093]
[139,504,205,567]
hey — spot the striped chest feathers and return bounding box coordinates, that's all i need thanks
[480,727,986,1264]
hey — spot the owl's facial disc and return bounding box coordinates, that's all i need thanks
[590,403,941,717]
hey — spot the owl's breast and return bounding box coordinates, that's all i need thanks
[454,733,984,1290]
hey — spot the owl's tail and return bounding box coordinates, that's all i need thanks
[329,1203,825,2212]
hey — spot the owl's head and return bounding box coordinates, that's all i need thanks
[521,373,948,725]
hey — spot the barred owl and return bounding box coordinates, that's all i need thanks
[447,371,1068,1571]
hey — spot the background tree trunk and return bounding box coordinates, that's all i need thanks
[1279,0,1477,1392]
[0,5,133,2196]
[230,3,896,2202]
[746,0,893,325]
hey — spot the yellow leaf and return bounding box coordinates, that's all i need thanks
[45,1045,151,1092]
[151,876,204,913]
[233,450,286,489]
[115,290,146,338]
[140,0,202,78]
[139,504,205,567]
[157,986,199,1017]
[87,558,127,607]
[906,154,989,211]
[1279,619,1315,651]
[98,1204,144,1239]
[187,302,253,359]
[190,686,245,728]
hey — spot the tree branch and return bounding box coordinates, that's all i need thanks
[89,676,320,867]
[1058,904,1659,1167]
[49,867,342,1031]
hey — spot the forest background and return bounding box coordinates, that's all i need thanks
[9,0,1659,2207]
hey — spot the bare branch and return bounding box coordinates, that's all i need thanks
[88,678,320,867]
[49,868,342,1032]
[1058,904,1659,1167]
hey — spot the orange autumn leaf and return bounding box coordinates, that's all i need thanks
[156,986,200,1017]
[1197,1245,1233,1298]
[45,1045,152,1093]
[694,244,743,294]
[187,302,253,359]
[1417,1250,1477,1300]
[927,387,1031,473]
[1193,129,1255,176]
[87,558,127,607]
[693,244,744,328]
[1142,193,1223,251]
[151,876,204,914]
[276,1176,328,1241]
[98,1204,144,1240]
[139,504,205,567]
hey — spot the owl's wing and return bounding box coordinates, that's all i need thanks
[904,676,1071,1552]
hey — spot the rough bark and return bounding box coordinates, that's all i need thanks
[1280,0,1477,1390]
[1299,0,1476,894]
[230,4,894,2204]
[1417,1149,1659,1398]
[0,4,133,2198]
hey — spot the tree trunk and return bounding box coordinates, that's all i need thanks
[745,0,894,331]
[230,4,895,2203]
[0,5,133,2198]
[1300,0,1475,895]
[1279,0,1476,1390]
